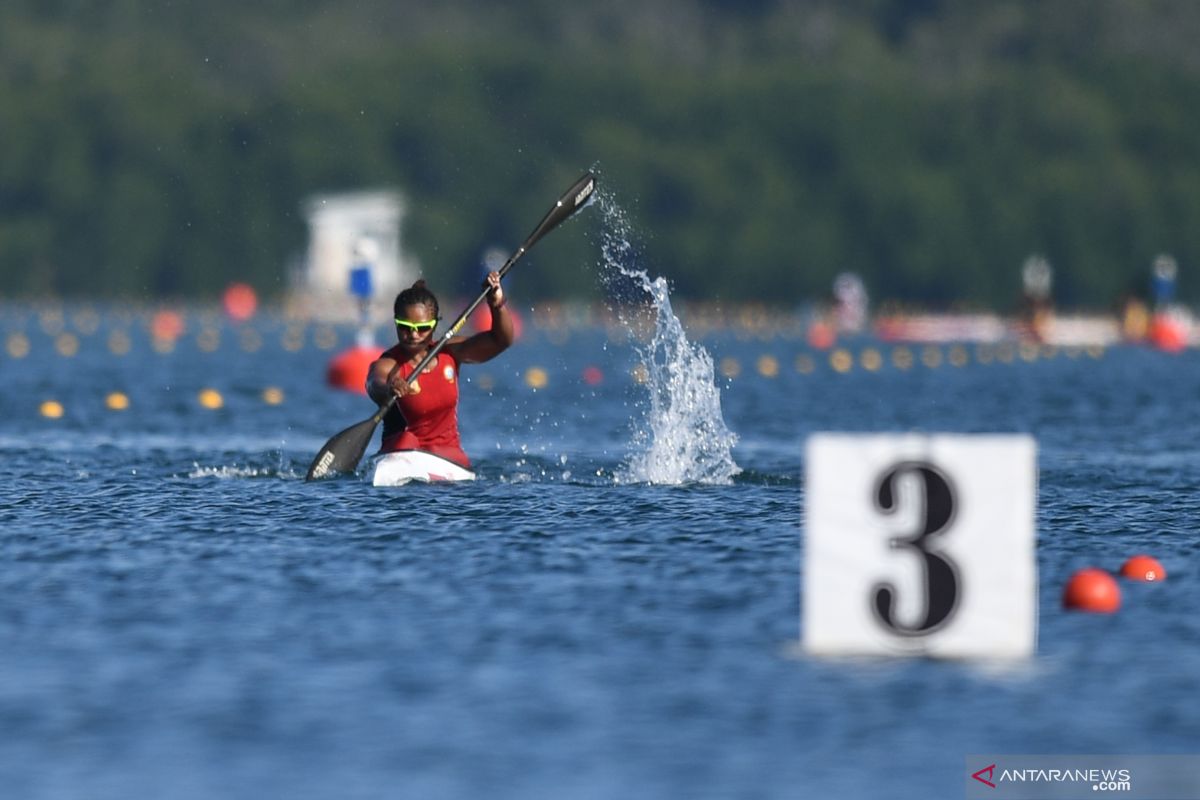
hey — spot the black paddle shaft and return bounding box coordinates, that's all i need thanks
[306,171,597,481]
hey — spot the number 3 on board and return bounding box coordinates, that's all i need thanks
[803,434,1037,659]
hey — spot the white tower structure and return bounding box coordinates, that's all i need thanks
[294,189,418,320]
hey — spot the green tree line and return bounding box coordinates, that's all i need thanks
[2,0,1199,310]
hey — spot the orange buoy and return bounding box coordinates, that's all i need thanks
[1119,554,1166,582]
[326,345,384,394]
[1062,568,1121,613]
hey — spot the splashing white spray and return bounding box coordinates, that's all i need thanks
[596,192,740,485]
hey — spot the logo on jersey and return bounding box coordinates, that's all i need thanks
[443,364,456,383]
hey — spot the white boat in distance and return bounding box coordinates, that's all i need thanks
[370,450,476,486]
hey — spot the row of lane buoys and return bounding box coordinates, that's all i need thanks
[31,364,629,422]
[11,341,1108,407]
[1062,554,1167,613]
[6,315,909,349]
[35,387,287,418]
[320,343,1104,396]
[6,298,1195,348]
[4,325,344,358]
[330,364,612,395]
[5,319,1106,371]
[10,311,1106,392]
[713,342,1104,379]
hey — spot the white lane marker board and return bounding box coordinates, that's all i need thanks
[803,434,1037,659]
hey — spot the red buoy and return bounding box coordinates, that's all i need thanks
[1119,554,1166,582]
[1149,314,1187,353]
[326,345,383,394]
[151,309,185,341]
[223,282,259,321]
[1062,568,1121,613]
[807,320,835,350]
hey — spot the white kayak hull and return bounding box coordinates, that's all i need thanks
[370,450,476,486]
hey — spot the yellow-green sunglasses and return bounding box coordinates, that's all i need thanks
[394,317,439,332]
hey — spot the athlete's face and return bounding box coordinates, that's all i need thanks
[395,302,437,351]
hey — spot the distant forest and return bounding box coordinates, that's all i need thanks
[2,0,1200,310]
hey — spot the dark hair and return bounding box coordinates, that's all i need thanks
[393,279,439,319]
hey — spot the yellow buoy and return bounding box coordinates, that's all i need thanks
[73,308,101,335]
[525,367,549,390]
[38,309,65,336]
[261,387,284,406]
[105,392,130,411]
[197,328,221,353]
[314,325,338,351]
[860,348,883,372]
[719,357,741,379]
[39,400,65,419]
[6,332,30,359]
[830,349,854,373]
[281,330,304,352]
[756,354,779,378]
[198,388,224,409]
[108,330,132,355]
[55,332,80,357]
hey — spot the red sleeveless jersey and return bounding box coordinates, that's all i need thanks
[378,349,470,467]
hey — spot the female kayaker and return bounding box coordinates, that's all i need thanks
[365,271,513,468]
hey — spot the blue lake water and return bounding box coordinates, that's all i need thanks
[3,298,1200,799]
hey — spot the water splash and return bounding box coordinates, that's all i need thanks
[595,191,740,485]
[187,463,277,479]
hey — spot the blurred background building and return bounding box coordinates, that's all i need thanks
[289,190,417,322]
